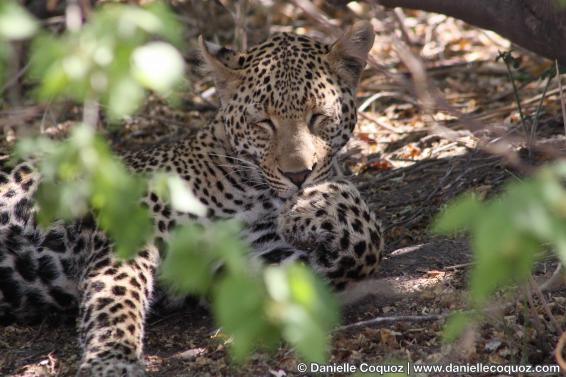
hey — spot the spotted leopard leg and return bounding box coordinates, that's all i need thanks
[277,180,384,295]
[76,234,158,377]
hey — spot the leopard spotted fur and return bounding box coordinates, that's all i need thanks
[0,22,383,376]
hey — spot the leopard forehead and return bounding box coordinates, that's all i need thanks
[225,33,346,117]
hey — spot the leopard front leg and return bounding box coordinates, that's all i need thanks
[277,180,383,292]
[76,234,159,377]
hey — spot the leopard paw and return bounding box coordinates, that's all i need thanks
[77,359,145,377]
[277,180,383,289]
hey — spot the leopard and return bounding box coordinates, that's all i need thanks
[0,21,383,376]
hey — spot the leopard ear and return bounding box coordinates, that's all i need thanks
[199,36,242,103]
[328,21,375,89]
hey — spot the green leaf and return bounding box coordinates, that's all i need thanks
[265,264,339,363]
[15,124,153,259]
[213,273,278,361]
[95,179,152,259]
[142,1,184,47]
[160,225,218,294]
[161,225,224,294]
[107,76,144,119]
[287,264,339,330]
[208,221,250,275]
[442,311,472,343]
[28,2,184,120]
[132,41,185,93]
[160,221,249,294]
[433,194,482,234]
[0,1,38,41]
[0,41,9,87]
[166,175,206,215]
[148,173,206,215]
[282,305,327,363]
[469,200,538,306]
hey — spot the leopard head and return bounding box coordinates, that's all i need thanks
[200,22,374,198]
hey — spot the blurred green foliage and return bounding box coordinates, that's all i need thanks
[29,2,185,120]
[161,221,249,295]
[162,221,339,362]
[0,0,340,364]
[0,1,37,40]
[263,263,339,362]
[15,124,153,259]
[435,162,566,338]
[442,310,475,343]
[0,1,38,86]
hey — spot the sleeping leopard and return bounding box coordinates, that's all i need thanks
[0,22,383,376]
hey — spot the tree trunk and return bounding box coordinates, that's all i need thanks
[366,0,566,65]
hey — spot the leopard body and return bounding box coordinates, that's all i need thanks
[0,22,383,376]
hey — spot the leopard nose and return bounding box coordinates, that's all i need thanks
[281,169,312,187]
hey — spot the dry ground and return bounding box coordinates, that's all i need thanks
[1,1,566,376]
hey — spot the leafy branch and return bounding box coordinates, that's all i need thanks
[434,161,566,339]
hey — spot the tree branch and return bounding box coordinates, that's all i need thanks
[341,0,566,65]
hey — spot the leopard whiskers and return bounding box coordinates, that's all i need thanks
[208,153,268,188]
[214,162,264,184]
[208,152,259,169]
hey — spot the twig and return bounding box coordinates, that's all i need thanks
[423,160,456,201]
[149,312,179,327]
[474,85,564,123]
[357,91,417,112]
[444,262,474,271]
[0,60,30,96]
[79,0,92,19]
[528,73,553,158]
[491,77,535,102]
[391,8,414,46]
[430,141,460,156]
[391,37,434,111]
[219,0,249,50]
[555,330,566,372]
[529,277,563,335]
[65,0,82,32]
[502,53,528,133]
[540,263,563,292]
[335,313,447,331]
[524,284,547,336]
[356,157,446,190]
[289,0,340,37]
[0,105,43,129]
[234,0,248,50]
[42,16,66,26]
[358,111,406,134]
[556,60,566,137]
[338,302,514,332]
[39,101,53,134]
[83,99,99,129]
